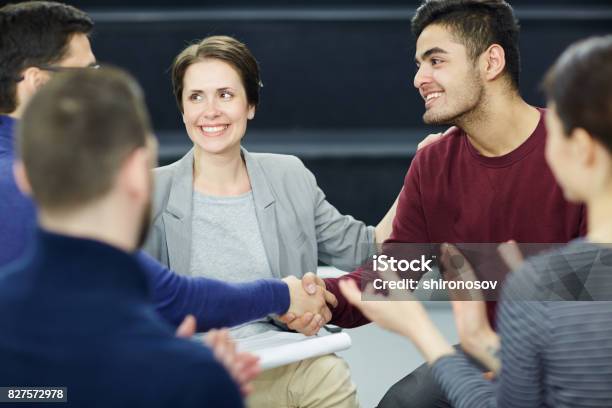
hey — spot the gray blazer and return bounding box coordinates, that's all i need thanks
[143,147,376,279]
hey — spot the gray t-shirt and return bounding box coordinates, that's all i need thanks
[190,190,278,338]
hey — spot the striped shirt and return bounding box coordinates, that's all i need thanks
[432,240,612,407]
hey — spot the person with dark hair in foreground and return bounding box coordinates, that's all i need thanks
[0,1,333,333]
[0,66,243,407]
[340,35,612,408]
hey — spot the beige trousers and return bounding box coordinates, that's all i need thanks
[246,354,359,408]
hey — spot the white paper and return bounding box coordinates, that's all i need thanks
[236,331,352,370]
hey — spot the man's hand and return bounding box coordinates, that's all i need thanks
[417,126,458,151]
[175,314,197,338]
[175,315,260,396]
[279,273,338,336]
[280,272,338,336]
[204,329,260,396]
[440,244,501,374]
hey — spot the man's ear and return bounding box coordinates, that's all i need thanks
[21,67,48,91]
[14,67,49,111]
[119,147,151,202]
[481,44,506,82]
[13,161,32,196]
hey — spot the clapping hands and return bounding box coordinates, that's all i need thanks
[443,241,525,374]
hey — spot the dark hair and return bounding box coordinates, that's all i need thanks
[543,35,612,152]
[17,67,152,212]
[0,1,93,113]
[412,0,520,89]
[171,35,261,113]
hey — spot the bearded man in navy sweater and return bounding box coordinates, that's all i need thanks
[0,66,248,406]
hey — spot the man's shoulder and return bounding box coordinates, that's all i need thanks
[418,127,463,153]
[410,127,465,171]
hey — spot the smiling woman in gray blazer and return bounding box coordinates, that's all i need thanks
[143,35,396,408]
[147,147,383,281]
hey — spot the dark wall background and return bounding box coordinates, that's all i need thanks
[15,0,612,226]
[80,3,612,134]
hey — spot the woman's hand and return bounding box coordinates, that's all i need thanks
[338,278,426,338]
[441,244,501,374]
[338,271,455,365]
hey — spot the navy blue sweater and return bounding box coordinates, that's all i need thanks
[0,115,289,330]
[0,229,243,407]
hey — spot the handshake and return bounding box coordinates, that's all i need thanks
[279,273,337,336]
[174,272,337,397]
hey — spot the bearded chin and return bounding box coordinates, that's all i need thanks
[423,108,463,126]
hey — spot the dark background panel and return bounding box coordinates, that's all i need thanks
[9,0,610,225]
[90,19,420,131]
[83,7,612,134]
[301,157,411,227]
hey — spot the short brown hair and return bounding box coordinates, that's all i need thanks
[171,35,261,113]
[17,66,152,212]
[412,0,520,90]
[0,1,93,113]
[543,35,612,152]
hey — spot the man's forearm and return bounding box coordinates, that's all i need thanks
[325,272,371,328]
[136,251,290,331]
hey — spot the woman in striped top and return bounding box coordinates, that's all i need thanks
[339,35,612,408]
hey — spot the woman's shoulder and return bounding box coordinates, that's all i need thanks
[151,162,179,205]
[153,151,193,192]
[503,239,597,301]
[153,162,176,183]
[153,153,190,179]
[150,151,194,219]
[247,151,312,182]
[246,151,316,198]
[248,151,305,171]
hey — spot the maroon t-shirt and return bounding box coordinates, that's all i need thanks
[326,108,586,328]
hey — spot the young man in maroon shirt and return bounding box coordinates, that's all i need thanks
[284,0,586,407]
